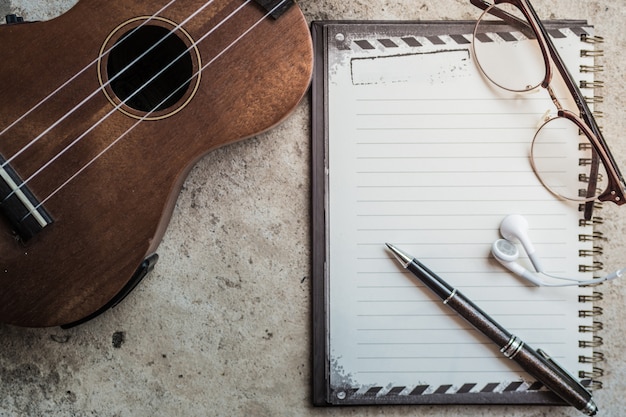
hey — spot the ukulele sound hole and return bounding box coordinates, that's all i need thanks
[107,25,194,113]
[98,18,201,120]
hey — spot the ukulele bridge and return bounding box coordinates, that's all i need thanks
[0,155,53,241]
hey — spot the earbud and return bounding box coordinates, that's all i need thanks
[492,215,625,287]
[499,214,543,272]
[491,239,544,286]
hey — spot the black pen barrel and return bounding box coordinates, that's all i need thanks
[410,258,515,347]
[407,259,456,300]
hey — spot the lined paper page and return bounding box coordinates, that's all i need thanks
[326,25,596,394]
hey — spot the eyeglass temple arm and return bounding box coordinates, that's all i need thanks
[522,3,606,213]
[470,0,532,33]
[529,5,626,205]
[546,40,604,217]
[470,0,494,12]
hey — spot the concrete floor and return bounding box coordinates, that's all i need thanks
[0,0,624,416]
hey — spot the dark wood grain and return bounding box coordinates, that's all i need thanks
[0,0,313,327]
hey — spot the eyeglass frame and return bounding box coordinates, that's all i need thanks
[470,0,626,217]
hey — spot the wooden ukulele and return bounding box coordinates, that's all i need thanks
[0,0,313,327]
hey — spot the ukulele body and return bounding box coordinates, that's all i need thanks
[0,0,313,327]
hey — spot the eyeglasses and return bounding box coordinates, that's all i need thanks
[470,0,626,220]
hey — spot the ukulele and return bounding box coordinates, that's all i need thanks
[0,0,313,327]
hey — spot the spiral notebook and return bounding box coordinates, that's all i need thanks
[311,20,606,406]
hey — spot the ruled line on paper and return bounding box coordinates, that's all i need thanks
[353,97,556,102]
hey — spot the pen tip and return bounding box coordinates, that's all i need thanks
[384,243,412,268]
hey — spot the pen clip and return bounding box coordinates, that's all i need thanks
[537,349,593,395]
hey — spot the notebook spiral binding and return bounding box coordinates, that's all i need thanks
[577,31,605,391]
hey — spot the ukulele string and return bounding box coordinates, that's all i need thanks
[26,0,289,216]
[1,0,217,171]
[0,0,178,147]
[8,0,234,198]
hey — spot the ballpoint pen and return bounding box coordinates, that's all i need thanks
[385,243,598,416]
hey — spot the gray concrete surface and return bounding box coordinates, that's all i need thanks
[0,0,624,416]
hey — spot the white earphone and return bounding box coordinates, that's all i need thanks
[491,214,625,287]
